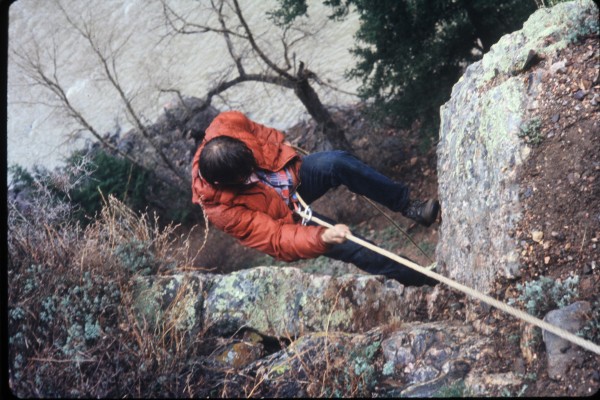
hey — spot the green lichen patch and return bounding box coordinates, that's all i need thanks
[132,274,208,333]
[480,0,598,84]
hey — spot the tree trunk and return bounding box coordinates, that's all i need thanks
[463,1,493,52]
[293,63,352,151]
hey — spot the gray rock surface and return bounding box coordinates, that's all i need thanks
[133,266,434,338]
[543,301,591,379]
[240,322,489,398]
[436,0,598,294]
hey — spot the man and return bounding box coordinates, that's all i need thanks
[191,111,440,286]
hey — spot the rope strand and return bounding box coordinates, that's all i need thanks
[294,193,600,355]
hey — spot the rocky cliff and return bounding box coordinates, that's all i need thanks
[436,0,598,294]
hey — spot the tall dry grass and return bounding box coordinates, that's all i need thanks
[7,161,219,397]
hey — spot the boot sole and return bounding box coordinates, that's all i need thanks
[421,199,440,227]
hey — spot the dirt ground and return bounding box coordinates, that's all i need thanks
[474,35,600,397]
[180,35,599,397]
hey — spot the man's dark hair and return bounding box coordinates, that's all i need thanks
[199,136,256,186]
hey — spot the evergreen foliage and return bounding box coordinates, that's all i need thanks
[66,150,152,224]
[272,0,537,138]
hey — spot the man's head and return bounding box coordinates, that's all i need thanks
[199,136,256,186]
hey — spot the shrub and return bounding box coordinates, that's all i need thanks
[518,117,543,145]
[508,275,580,317]
[66,149,152,225]
[578,299,600,344]
[8,175,211,397]
[435,379,472,397]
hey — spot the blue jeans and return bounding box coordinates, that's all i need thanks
[297,151,436,287]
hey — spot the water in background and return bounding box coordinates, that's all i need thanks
[8,0,360,171]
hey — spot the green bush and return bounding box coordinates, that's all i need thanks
[8,190,205,397]
[10,148,196,227]
[578,299,600,344]
[509,275,579,317]
[114,239,159,276]
[435,379,472,397]
[67,150,152,225]
[518,117,544,145]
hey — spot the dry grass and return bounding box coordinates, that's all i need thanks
[7,165,224,397]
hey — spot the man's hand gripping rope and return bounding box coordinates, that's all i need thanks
[294,192,351,245]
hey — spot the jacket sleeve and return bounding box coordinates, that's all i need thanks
[206,204,330,262]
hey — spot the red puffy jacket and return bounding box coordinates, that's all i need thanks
[191,111,329,261]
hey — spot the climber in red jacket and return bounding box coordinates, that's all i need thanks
[191,111,439,286]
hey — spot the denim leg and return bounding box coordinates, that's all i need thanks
[297,151,410,212]
[308,213,437,287]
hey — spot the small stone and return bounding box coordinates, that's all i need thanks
[544,256,551,265]
[574,90,587,100]
[532,231,544,243]
[565,243,571,251]
[528,100,539,110]
[550,60,567,74]
[410,157,418,166]
[551,114,560,123]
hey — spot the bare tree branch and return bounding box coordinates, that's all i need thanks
[11,45,141,170]
[160,0,353,150]
[205,73,295,105]
[231,0,295,81]
[214,0,245,77]
[161,0,246,39]
[55,0,188,184]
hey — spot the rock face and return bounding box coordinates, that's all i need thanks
[436,0,598,293]
[133,267,433,338]
[133,267,492,397]
[543,301,591,379]
[245,321,490,398]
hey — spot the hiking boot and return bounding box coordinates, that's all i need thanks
[403,199,440,227]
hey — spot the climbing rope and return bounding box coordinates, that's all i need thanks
[290,143,433,261]
[293,191,600,356]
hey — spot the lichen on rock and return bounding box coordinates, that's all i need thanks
[436,0,599,294]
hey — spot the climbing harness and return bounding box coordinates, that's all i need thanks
[296,202,313,226]
[292,190,600,356]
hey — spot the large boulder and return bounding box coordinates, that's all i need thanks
[133,266,434,338]
[436,0,598,293]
